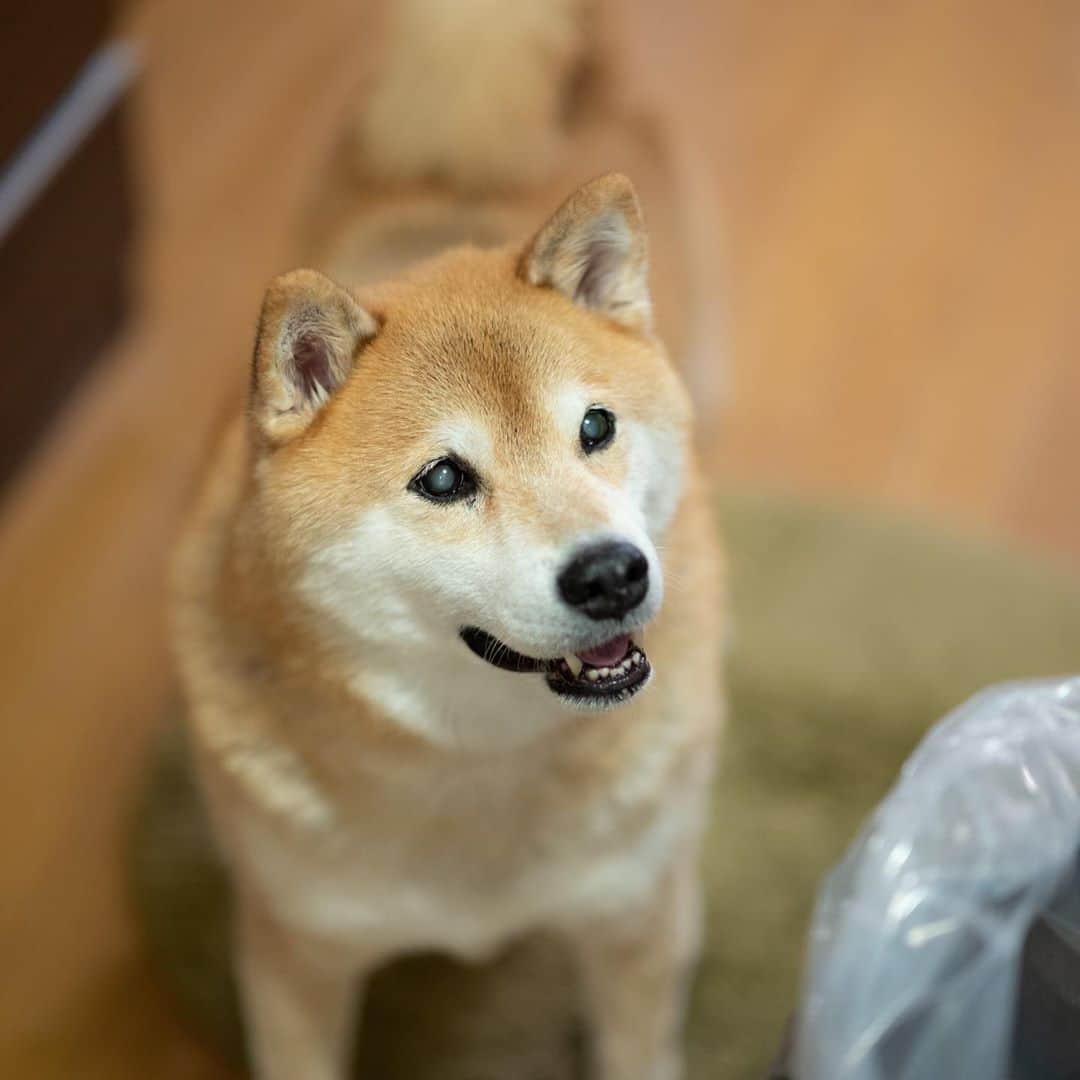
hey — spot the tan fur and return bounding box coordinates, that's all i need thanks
[352,0,595,192]
[173,25,724,1080]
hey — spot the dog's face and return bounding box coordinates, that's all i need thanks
[248,175,692,741]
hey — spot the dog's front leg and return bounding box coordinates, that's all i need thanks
[236,897,373,1080]
[571,856,704,1080]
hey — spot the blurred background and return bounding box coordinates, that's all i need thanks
[2,0,1080,1076]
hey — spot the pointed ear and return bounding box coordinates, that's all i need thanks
[519,173,652,332]
[250,269,378,444]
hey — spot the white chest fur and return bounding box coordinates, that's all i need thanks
[207,710,703,964]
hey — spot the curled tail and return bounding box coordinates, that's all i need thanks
[352,0,597,192]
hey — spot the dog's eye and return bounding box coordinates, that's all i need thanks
[580,408,615,453]
[411,458,475,503]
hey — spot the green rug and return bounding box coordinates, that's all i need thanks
[133,493,1080,1079]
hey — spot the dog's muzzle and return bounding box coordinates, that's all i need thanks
[459,627,652,709]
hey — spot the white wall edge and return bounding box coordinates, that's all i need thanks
[0,39,141,246]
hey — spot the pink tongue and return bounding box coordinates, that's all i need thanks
[576,634,631,667]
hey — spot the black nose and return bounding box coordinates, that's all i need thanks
[557,541,649,621]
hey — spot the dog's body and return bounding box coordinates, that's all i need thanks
[172,7,723,1079]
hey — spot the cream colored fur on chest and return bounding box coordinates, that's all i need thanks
[201,682,709,965]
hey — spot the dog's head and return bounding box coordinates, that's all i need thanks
[247,175,692,741]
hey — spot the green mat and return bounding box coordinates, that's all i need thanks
[133,493,1080,1079]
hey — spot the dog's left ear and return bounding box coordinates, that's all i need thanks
[519,172,652,333]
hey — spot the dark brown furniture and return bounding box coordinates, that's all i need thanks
[0,3,135,488]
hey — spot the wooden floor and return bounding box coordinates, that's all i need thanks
[622,0,1080,559]
[2,0,1079,1075]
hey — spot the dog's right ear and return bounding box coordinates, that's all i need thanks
[249,269,378,445]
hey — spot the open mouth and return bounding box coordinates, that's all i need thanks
[459,627,652,708]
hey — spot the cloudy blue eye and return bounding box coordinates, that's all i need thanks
[411,458,475,502]
[580,408,615,453]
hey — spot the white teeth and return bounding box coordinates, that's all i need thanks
[569,647,646,687]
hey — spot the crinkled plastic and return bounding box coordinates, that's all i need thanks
[794,677,1080,1080]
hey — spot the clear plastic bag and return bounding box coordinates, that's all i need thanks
[793,677,1080,1080]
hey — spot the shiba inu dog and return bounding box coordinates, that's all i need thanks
[171,170,723,1079]
[170,5,723,1078]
